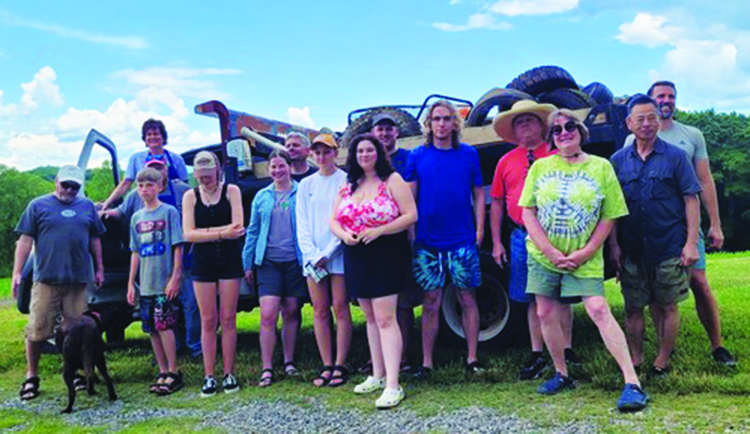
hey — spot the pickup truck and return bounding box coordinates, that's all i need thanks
[18,65,630,347]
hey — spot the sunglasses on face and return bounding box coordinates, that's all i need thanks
[551,121,578,136]
[60,182,81,191]
[431,115,454,123]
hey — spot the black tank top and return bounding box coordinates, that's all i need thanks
[194,183,232,229]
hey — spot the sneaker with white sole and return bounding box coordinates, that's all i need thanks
[222,373,240,394]
[201,376,217,397]
[375,386,404,409]
[353,376,385,394]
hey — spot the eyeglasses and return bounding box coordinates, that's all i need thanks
[551,121,578,136]
[145,153,165,163]
[431,115,454,123]
[60,182,81,191]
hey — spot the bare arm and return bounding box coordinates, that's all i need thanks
[127,252,140,306]
[490,197,507,267]
[165,244,183,300]
[565,219,615,270]
[473,186,485,246]
[101,179,133,210]
[11,235,34,299]
[694,159,723,249]
[89,237,104,288]
[608,222,623,278]
[522,207,566,267]
[330,191,358,246]
[682,194,700,266]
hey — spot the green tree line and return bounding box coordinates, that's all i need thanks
[1,110,749,275]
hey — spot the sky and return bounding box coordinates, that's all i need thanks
[1,0,749,171]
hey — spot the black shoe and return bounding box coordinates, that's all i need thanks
[465,360,485,375]
[649,366,669,379]
[519,354,547,380]
[413,366,433,380]
[564,348,582,367]
[712,347,737,368]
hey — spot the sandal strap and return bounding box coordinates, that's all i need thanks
[333,364,350,376]
[261,368,274,375]
[319,365,334,375]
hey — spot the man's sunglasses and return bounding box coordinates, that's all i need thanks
[60,182,81,191]
[551,121,578,136]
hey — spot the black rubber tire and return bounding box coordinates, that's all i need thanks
[339,107,422,149]
[582,82,614,106]
[438,252,525,348]
[507,66,578,97]
[466,88,535,127]
[538,88,597,110]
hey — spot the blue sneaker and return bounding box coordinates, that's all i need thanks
[617,383,649,412]
[536,372,575,395]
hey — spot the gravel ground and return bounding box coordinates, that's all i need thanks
[2,396,599,433]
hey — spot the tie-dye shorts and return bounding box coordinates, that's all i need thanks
[413,243,482,291]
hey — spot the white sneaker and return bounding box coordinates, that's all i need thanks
[375,386,404,409]
[353,376,385,394]
[222,373,240,394]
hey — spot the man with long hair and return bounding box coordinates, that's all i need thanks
[404,100,486,377]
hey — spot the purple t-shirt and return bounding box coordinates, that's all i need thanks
[404,143,483,250]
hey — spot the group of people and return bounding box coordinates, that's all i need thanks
[12,80,735,413]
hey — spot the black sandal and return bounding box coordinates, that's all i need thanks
[283,361,299,377]
[73,372,87,391]
[313,365,334,387]
[157,372,184,395]
[150,373,168,394]
[357,360,373,375]
[328,365,350,388]
[258,368,274,387]
[19,376,40,401]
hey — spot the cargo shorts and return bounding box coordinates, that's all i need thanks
[620,255,690,311]
[27,282,87,342]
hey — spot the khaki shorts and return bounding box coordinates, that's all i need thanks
[27,282,87,342]
[620,256,690,311]
[526,256,604,299]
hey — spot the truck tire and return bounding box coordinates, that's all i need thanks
[538,88,597,110]
[339,107,422,149]
[466,88,535,126]
[582,82,614,106]
[438,253,524,348]
[507,66,578,97]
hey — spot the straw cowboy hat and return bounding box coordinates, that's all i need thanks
[492,100,557,143]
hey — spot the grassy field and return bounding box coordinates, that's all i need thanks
[1,252,749,432]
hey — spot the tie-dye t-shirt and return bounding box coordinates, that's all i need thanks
[518,154,628,278]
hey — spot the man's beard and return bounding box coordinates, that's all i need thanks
[658,102,674,120]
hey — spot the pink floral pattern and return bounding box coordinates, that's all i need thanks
[335,182,400,234]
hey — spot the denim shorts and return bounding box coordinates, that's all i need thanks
[620,255,690,310]
[526,256,603,299]
[413,243,482,291]
[256,259,307,299]
[140,294,179,334]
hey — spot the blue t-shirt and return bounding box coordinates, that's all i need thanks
[16,194,106,285]
[610,138,702,264]
[404,143,483,250]
[125,149,188,182]
[390,148,410,177]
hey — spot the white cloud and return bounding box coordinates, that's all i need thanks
[488,0,579,16]
[20,66,64,111]
[615,12,684,48]
[287,107,315,128]
[0,8,147,49]
[617,12,750,113]
[1,133,80,170]
[0,90,19,116]
[111,67,242,100]
[433,13,512,32]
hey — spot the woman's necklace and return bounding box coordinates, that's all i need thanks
[200,183,221,203]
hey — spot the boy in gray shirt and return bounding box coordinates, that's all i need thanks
[127,168,184,395]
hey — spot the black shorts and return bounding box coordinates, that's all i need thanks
[191,241,244,282]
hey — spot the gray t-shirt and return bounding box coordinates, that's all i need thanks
[265,190,297,262]
[16,194,106,285]
[624,121,708,167]
[129,203,184,296]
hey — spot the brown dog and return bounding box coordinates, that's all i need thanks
[55,314,117,413]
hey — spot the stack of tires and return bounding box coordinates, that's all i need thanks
[466,65,614,127]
